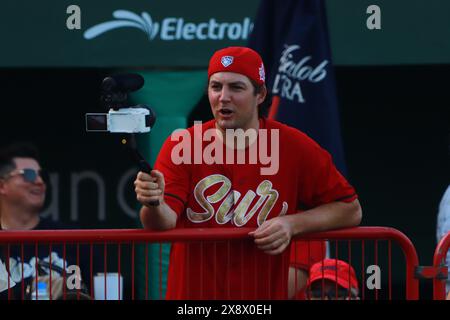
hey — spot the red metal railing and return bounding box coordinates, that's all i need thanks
[0,227,420,300]
[294,227,419,300]
[433,231,450,300]
[0,228,255,300]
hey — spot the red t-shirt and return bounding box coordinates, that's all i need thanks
[154,118,357,299]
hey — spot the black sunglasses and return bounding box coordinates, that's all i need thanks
[4,168,47,183]
[308,287,354,300]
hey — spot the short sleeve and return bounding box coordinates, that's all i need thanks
[297,135,357,209]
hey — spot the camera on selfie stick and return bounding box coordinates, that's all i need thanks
[85,73,159,206]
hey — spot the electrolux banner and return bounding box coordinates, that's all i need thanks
[1,0,259,67]
[2,0,450,67]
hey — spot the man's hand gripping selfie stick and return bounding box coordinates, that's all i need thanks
[121,134,160,206]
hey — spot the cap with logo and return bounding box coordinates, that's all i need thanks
[207,46,265,86]
[307,259,359,291]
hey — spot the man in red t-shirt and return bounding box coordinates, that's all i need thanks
[134,46,362,299]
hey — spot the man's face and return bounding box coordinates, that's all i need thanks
[208,72,266,132]
[0,157,46,212]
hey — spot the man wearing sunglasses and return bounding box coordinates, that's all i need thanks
[0,145,47,230]
[0,143,95,300]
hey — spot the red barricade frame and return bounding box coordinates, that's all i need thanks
[0,226,419,300]
[433,231,450,300]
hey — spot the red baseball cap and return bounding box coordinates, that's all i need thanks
[307,259,359,291]
[207,46,266,85]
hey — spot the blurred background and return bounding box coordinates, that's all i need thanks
[0,0,449,299]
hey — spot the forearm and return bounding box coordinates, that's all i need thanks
[287,199,362,236]
[140,200,178,230]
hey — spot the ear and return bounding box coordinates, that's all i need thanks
[257,85,267,105]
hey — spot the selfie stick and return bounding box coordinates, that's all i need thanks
[121,134,160,206]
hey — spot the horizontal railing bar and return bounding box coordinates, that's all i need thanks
[0,226,414,244]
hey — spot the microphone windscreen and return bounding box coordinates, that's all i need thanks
[102,74,144,92]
